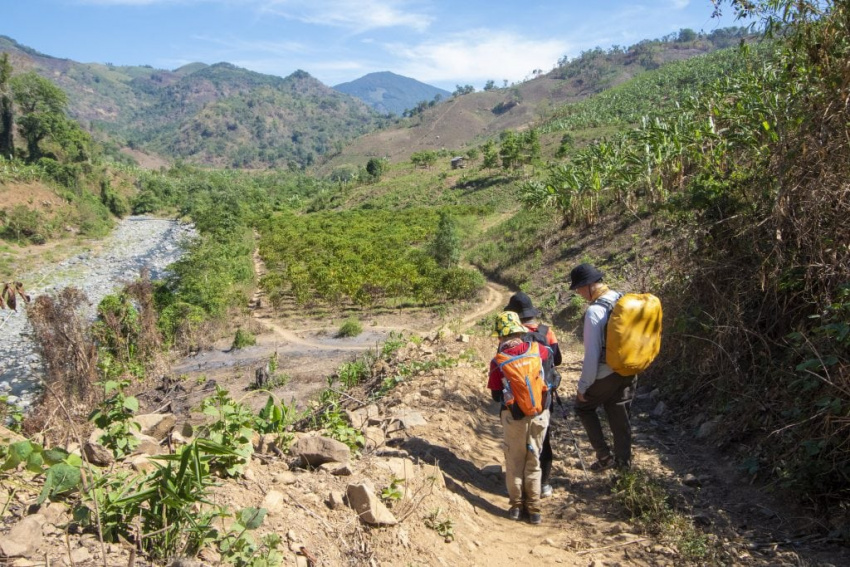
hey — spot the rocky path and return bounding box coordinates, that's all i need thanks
[0,216,194,405]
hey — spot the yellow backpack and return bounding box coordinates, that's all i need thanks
[594,293,663,376]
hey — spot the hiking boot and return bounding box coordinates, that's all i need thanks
[589,455,615,472]
[508,507,522,521]
[529,513,542,525]
[541,484,553,498]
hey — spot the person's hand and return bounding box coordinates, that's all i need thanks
[576,391,587,403]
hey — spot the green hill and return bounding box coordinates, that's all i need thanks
[0,38,385,168]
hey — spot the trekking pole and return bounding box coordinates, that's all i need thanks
[555,390,590,480]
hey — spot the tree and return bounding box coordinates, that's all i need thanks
[483,80,496,91]
[0,54,13,159]
[429,212,460,268]
[10,72,69,162]
[481,140,499,170]
[365,157,387,181]
[677,28,698,42]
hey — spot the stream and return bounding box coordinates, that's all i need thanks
[0,216,194,408]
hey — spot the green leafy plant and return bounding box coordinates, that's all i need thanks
[89,380,141,458]
[218,507,283,567]
[380,477,405,506]
[338,360,368,388]
[198,387,255,476]
[424,508,455,542]
[0,441,82,504]
[318,401,363,451]
[254,395,300,450]
[95,439,233,559]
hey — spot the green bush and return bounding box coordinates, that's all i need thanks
[232,328,256,349]
[337,317,363,338]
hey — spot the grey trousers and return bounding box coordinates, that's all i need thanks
[575,373,635,467]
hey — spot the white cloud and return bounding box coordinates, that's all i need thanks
[387,30,570,86]
[194,35,311,56]
[255,0,433,32]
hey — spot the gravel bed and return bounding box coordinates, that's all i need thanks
[0,216,195,408]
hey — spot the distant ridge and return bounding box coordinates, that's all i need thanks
[334,71,451,116]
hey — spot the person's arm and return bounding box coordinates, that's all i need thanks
[548,329,563,367]
[488,359,504,403]
[577,305,605,395]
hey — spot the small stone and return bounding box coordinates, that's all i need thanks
[326,491,346,510]
[651,401,667,418]
[682,474,701,487]
[261,490,285,515]
[272,471,298,485]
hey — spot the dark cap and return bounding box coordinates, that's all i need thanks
[503,291,540,320]
[569,263,603,290]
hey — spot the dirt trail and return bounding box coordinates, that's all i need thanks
[168,247,850,566]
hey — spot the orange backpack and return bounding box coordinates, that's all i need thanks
[494,341,548,417]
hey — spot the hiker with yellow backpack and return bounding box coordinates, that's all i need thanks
[488,311,551,525]
[569,263,662,472]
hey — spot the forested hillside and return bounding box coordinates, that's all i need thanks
[0,37,386,169]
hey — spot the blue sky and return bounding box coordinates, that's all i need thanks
[3,1,746,90]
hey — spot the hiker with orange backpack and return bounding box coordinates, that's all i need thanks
[569,263,636,472]
[504,292,562,498]
[488,311,551,525]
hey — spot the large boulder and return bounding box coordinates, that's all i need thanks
[290,436,350,467]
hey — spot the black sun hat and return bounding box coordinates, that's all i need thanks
[569,263,604,290]
[503,291,540,319]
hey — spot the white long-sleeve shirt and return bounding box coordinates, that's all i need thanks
[578,290,621,394]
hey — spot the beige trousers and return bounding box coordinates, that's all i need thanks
[500,409,549,513]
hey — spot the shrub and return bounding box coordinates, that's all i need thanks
[232,328,256,350]
[337,317,362,338]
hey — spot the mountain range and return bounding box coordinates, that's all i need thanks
[0,30,749,170]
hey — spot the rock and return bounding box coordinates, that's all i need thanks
[682,473,701,487]
[0,425,26,445]
[41,502,69,526]
[390,409,427,429]
[363,426,386,451]
[345,404,380,430]
[171,422,194,445]
[331,463,353,476]
[198,547,221,564]
[291,435,350,467]
[378,457,416,481]
[696,419,718,439]
[63,546,90,565]
[326,491,346,510]
[261,490,285,515]
[421,463,446,489]
[243,468,256,482]
[272,471,298,485]
[129,455,155,473]
[649,388,661,401]
[346,483,398,526]
[133,434,162,456]
[83,441,114,467]
[457,334,470,343]
[651,401,667,418]
[0,515,45,558]
[132,413,176,440]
